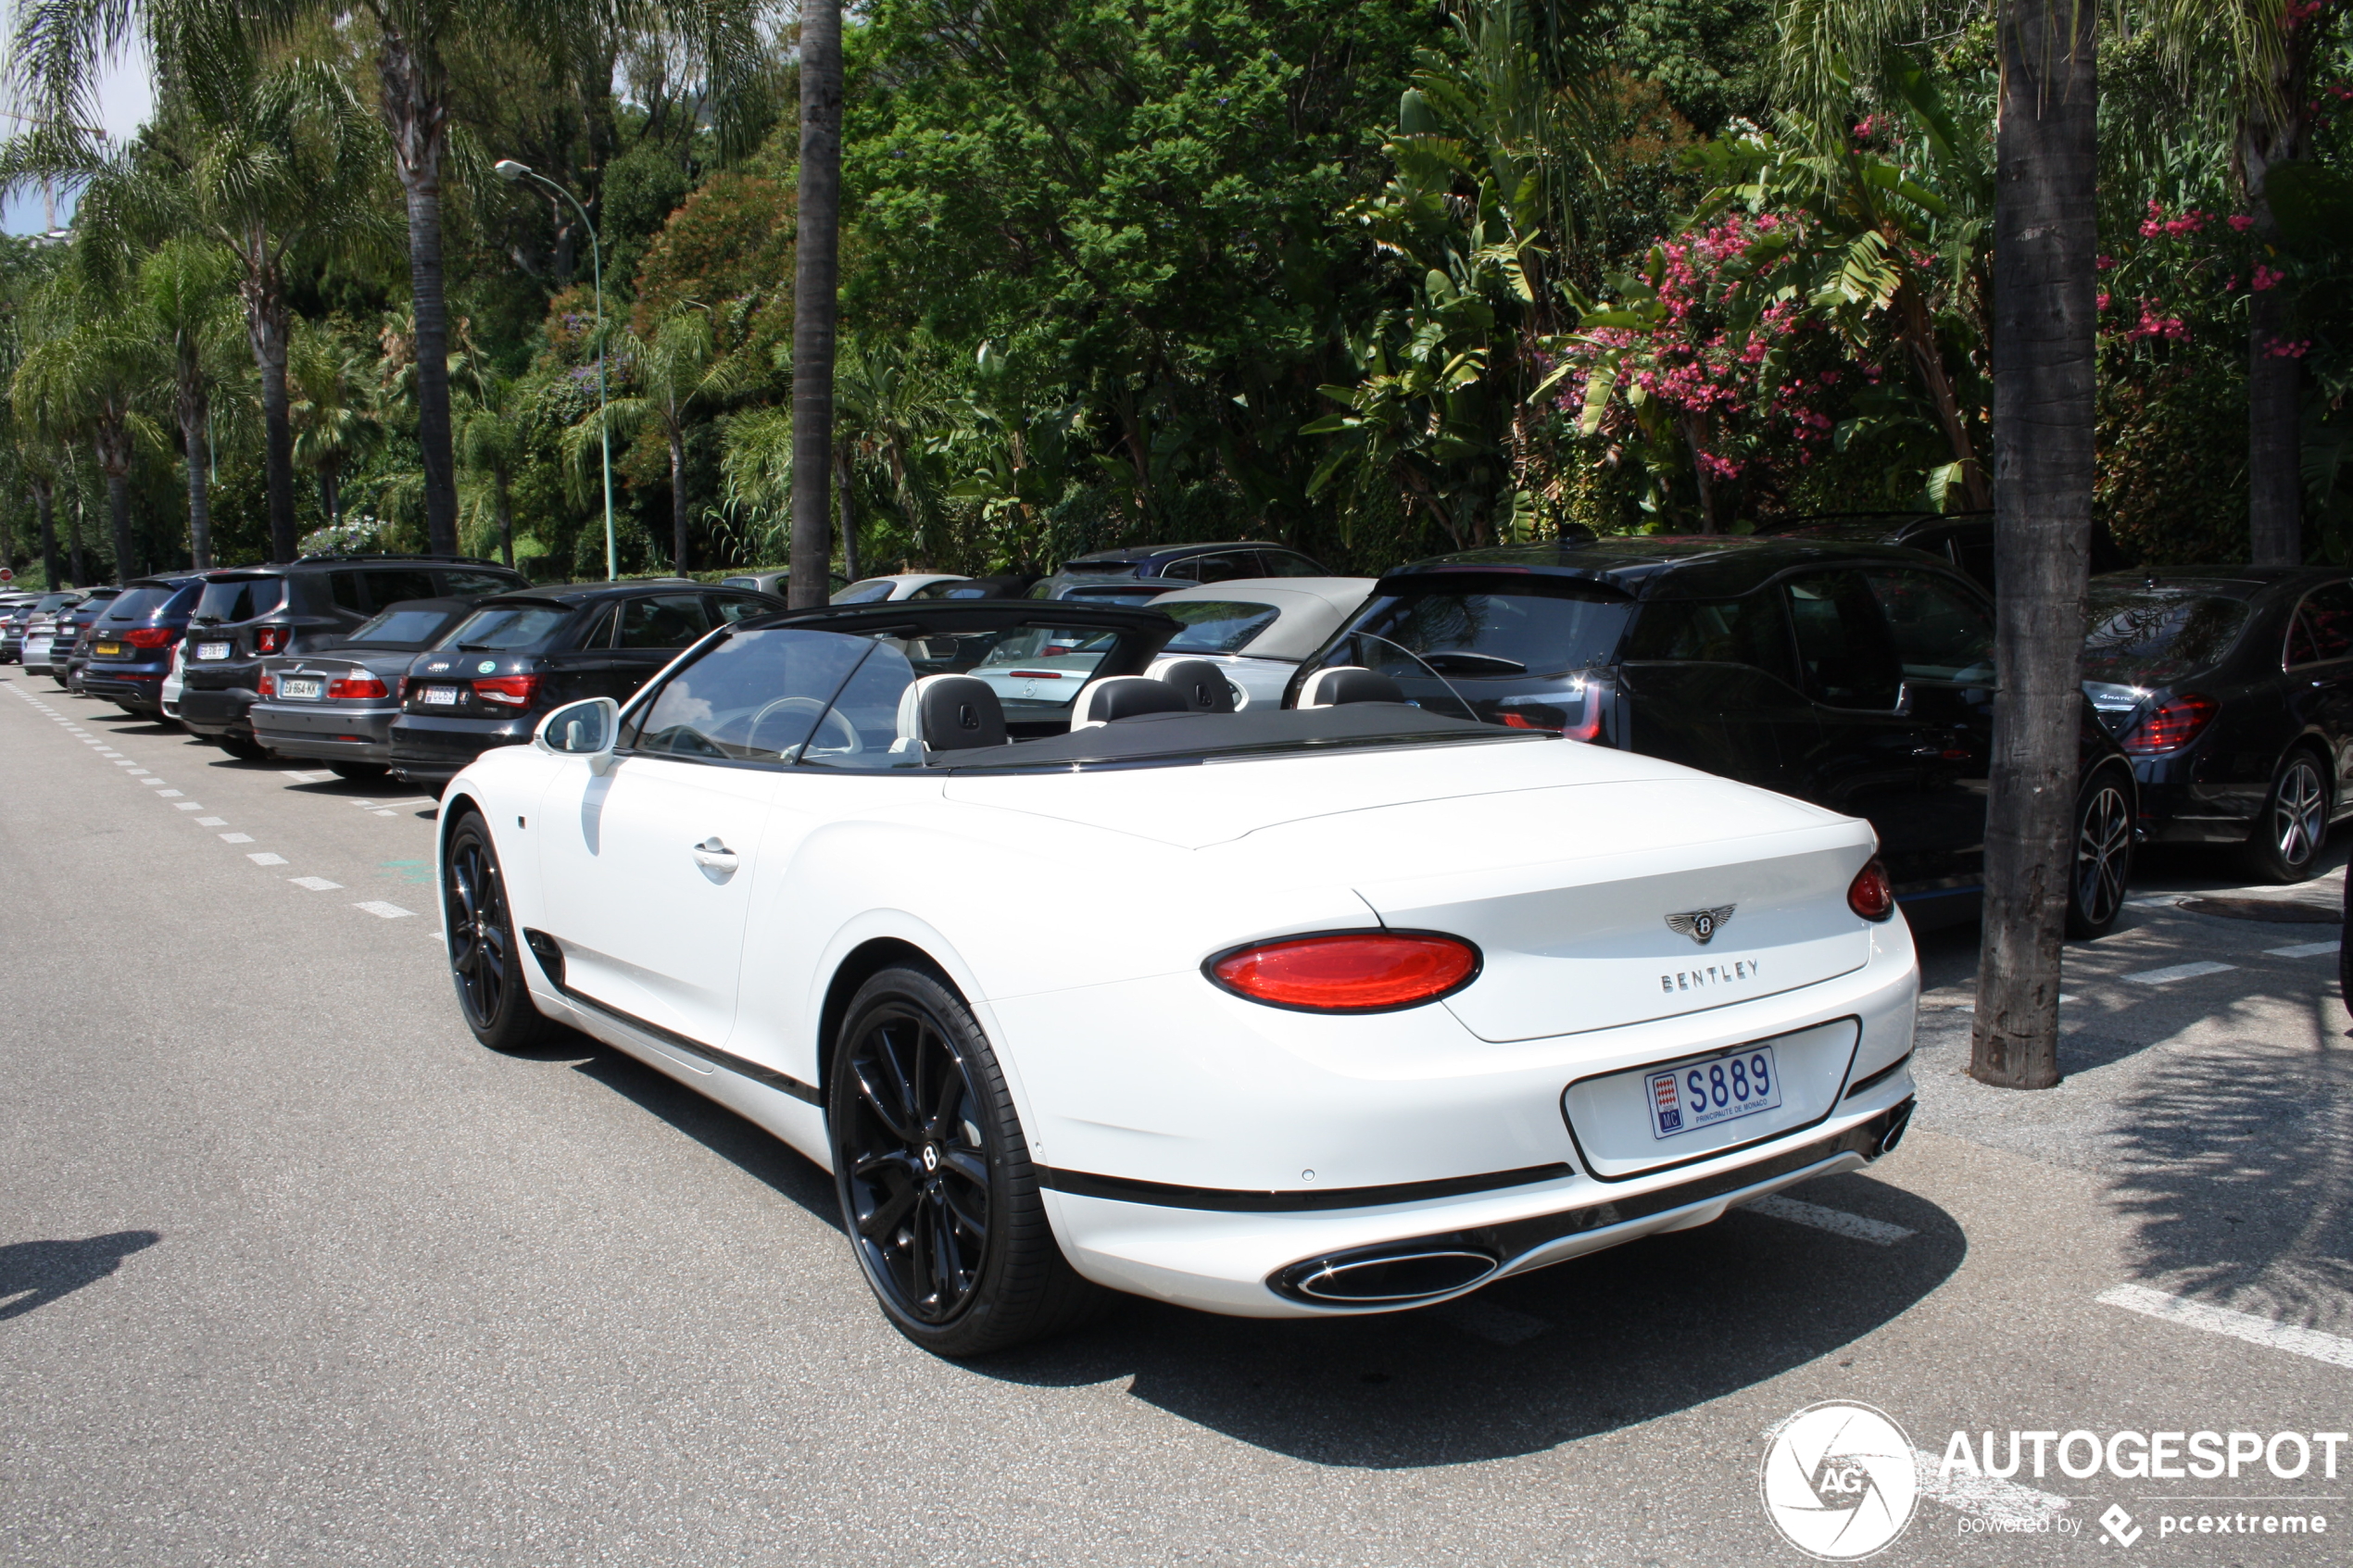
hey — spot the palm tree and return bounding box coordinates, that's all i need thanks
[788,0,843,608]
[288,321,376,534]
[12,270,164,583]
[137,236,241,569]
[566,308,749,572]
[454,367,526,568]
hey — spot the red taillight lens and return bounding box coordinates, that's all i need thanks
[124,627,173,648]
[1848,859,1895,922]
[396,675,409,704]
[257,671,277,697]
[2120,693,2217,755]
[328,674,389,700]
[1208,932,1480,1012]
[473,673,542,708]
[255,627,286,654]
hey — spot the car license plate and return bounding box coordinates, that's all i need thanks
[1646,1045,1781,1139]
[95,641,121,656]
[421,685,461,706]
[281,676,323,700]
[196,642,231,659]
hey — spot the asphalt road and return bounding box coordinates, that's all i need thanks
[4,671,2348,1567]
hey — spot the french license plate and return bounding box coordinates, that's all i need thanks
[196,642,231,659]
[280,677,323,700]
[1646,1045,1781,1139]
[420,685,461,706]
[95,641,121,656]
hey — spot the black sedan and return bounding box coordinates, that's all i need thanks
[249,599,478,780]
[2084,567,2353,883]
[387,581,783,786]
[1292,536,2138,936]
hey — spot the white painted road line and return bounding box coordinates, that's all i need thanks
[194,816,226,826]
[246,852,288,866]
[2099,1284,2353,1370]
[173,801,201,810]
[2124,961,2238,985]
[354,901,415,920]
[2266,939,2341,959]
[219,833,254,844]
[1745,1194,1915,1246]
[289,877,343,891]
[1432,1299,1548,1345]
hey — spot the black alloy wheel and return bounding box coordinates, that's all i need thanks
[2246,748,2331,884]
[829,965,1106,1357]
[2065,770,2134,940]
[443,809,555,1052]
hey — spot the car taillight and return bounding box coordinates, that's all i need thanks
[328,674,389,700]
[257,671,277,697]
[396,676,409,704]
[2120,694,2217,755]
[255,627,286,654]
[1207,932,1481,1012]
[1848,859,1895,922]
[124,626,174,647]
[474,674,541,708]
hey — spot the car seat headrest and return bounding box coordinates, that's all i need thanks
[1148,657,1239,713]
[892,673,1007,752]
[1297,665,1407,708]
[1070,675,1191,729]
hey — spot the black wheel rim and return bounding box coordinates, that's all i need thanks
[840,1005,991,1324]
[446,833,510,1029]
[2274,759,2326,868]
[2074,782,2131,927]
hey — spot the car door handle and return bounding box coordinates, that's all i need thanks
[690,836,739,874]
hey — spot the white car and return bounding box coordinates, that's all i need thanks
[159,637,187,722]
[434,599,1919,1356]
[830,573,970,604]
[1145,577,1377,709]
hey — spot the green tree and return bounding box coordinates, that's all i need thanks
[288,320,377,534]
[12,270,164,582]
[566,307,749,571]
[137,236,242,568]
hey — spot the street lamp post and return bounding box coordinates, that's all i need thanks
[496,158,615,582]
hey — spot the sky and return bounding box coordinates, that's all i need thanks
[0,40,155,235]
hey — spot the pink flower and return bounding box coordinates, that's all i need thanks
[2252,263,2285,291]
[2097,254,2116,270]
[2097,291,2111,311]
[2263,336,2313,359]
[2228,214,2257,232]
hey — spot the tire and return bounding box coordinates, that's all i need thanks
[328,762,390,782]
[218,733,269,762]
[2341,873,2352,1011]
[2245,747,2331,884]
[828,964,1108,1357]
[2065,768,2134,940]
[442,809,557,1052]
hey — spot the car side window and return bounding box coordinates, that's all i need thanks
[570,604,618,650]
[1260,551,1326,577]
[2285,583,2353,668]
[364,570,439,609]
[630,630,874,764]
[1622,593,1798,685]
[1782,571,1904,709]
[441,571,521,598]
[617,594,713,649]
[710,595,768,623]
[1188,553,1253,584]
[330,572,369,614]
[1863,570,1996,684]
[798,641,925,771]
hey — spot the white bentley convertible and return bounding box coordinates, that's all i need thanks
[436,600,1919,1356]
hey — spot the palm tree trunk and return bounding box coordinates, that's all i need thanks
[255,307,296,563]
[671,429,690,573]
[33,473,57,588]
[68,482,84,585]
[97,423,134,582]
[837,441,857,582]
[321,460,341,531]
[787,0,843,608]
[493,464,514,569]
[2238,37,2315,566]
[1897,280,1992,510]
[1973,0,2097,1092]
[182,397,213,571]
[379,25,459,558]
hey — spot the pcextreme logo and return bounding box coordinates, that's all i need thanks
[1761,1401,1920,1560]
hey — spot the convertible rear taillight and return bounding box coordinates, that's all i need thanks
[1208,932,1480,1012]
[1847,859,1895,922]
[255,627,287,654]
[329,674,389,700]
[124,627,174,648]
[257,671,277,697]
[2120,694,2217,755]
[474,674,541,708]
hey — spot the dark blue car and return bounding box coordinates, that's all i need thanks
[82,574,207,717]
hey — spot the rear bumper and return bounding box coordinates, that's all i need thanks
[83,666,168,707]
[252,702,400,762]
[389,712,535,784]
[178,684,259,737]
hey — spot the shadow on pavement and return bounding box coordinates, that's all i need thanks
[0,1230,162,1321]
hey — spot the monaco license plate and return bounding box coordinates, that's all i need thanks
[1646,1045,1782,1140]
[420,685,461,706]
[280,676,323,700]
[195,642,231,660]
[94,641,121,656]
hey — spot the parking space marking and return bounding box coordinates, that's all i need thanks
[194,816,226,826]
[141,777,166,786]
[246,852,288,866]
[173,802,202,810]
[2265,939,2341,959]
[353,900,416,920]
[2099,1284,2353,1370]
[219,833,254,844]
[371,809,396,817]
[1744,1194,1915,1246]
[289,877,343,891]
[1431,1299,1549,1346]
[2124,960,2239,985]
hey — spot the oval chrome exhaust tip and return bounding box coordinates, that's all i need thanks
[1273,1247,1500,1305]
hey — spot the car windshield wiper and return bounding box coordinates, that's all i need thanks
[1422,651,1529,675]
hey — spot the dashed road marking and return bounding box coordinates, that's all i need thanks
[353,900,415,920]
[1744,1194,1915,1246]
[2098,1284,2353,1370]
[246,852,288,866]
[2124,960,2238,985]
[1432,1298,1548,1345]
[194,816,226,826]
[172,801,201,810]
[219,833,254,844]
[2265,939,2341,959]
[371,809,396,817]
[289,876,342,891]
[141,777,165,786]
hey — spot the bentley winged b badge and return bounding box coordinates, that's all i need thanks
[1666,904,1736,946]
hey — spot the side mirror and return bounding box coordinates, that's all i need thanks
[535,696,621,774]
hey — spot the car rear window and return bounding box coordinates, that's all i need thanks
[2082,588,2253,684]
[348,608,460,646]
[1331,574,1636,679]
[100,586,170,621]
[446,604,574,650]
[834,579,900,604]
[195,577,287,623]
[1162,600,1282,654]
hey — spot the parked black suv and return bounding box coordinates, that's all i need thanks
[387,580,783,786]
[1295,535,2139,936]
[82,575,205,717]
[47,586,126,691]
[179,555,529,759]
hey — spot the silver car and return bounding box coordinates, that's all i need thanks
[1141,578,1378,708]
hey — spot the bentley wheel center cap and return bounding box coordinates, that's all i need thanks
[922,1145,940,1173]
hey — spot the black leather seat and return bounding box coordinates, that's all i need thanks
[1072,675,1190,727]
[911,675,1007,749]
[1152,658,1239,713]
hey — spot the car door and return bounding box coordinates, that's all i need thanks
[534,628,872,1050]
[1616,586,1813,792]
[609,592,715,696]
[2283,579,2353,805]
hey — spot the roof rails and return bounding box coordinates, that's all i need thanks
[284,552,515,567]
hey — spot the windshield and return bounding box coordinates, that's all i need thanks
[1162,600,1282,654]
[446,604,573,651]
[194,577,287,624]
[2082,588,2251,685]
[348,608,460,647]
